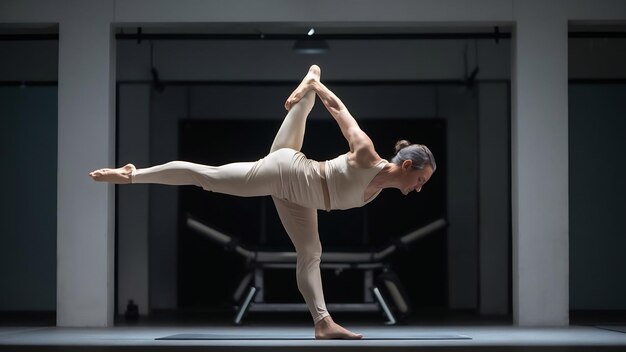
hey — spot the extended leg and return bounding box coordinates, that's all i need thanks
[132,159,285,197]
[90,150,297,198]
[89,164,136,184]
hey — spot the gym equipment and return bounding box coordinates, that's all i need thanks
[186,215,446,325]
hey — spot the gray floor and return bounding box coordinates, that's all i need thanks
[1,325,626,351]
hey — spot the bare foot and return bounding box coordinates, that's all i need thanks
[314,316,363,340]
[89,164,136,184]
[284,65,321,110]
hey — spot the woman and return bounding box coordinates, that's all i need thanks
[90,65,436,339]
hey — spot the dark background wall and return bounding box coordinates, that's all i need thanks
[133,80,490,317]
[176,117,446,310]
[1,34,626,319]
[569,83,626,310]
[0,86,57,311]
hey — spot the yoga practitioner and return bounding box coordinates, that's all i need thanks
[90,65,436,339]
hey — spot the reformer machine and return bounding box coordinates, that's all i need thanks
[186,215,446,325]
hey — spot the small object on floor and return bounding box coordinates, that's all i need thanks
[124,300,139,322]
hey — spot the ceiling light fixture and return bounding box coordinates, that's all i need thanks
[293,28,329,54]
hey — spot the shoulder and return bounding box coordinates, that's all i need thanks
[348,143,383,169]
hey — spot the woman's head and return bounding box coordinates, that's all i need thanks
[391,140,436,194]
[391,140,436,172]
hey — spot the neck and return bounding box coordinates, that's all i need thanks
[372,163,402,190]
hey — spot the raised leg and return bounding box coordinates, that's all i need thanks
[270,65,320,153]
[284,65,321,111]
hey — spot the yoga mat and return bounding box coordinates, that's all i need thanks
[596,326,626,334]
[157,333,471,340]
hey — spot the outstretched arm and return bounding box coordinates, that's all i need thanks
[310,81,380,165]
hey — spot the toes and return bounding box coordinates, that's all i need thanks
[309,64,321,76]
[89,169,106,178]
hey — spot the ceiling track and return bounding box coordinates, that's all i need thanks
[2,31,626,41]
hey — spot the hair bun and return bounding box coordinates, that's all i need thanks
[394,140,412,153]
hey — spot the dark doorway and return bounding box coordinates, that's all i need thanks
[176,117,446,317]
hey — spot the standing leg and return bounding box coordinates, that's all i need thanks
[272,198,363,339]
[272,198,327,322]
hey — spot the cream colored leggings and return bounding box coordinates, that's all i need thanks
[132,91,329,323]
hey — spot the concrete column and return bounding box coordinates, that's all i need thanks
[511,0,569,326]
[57,0,115,326]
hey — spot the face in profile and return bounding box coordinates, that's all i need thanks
[400,163,434,195]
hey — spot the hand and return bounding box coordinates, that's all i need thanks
[284,78,315,110]
[284,92,303,111]
[285,65,320,110]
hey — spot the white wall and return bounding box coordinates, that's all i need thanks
[55,1,117,327]
[512,0,569,326]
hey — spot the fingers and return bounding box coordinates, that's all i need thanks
[284,95,299,111]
